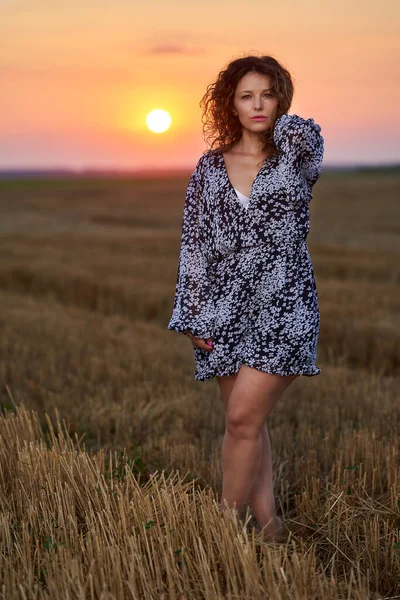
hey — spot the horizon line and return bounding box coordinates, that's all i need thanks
[0,161,399,178]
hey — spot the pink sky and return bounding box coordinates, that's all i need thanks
[1,0,399,170]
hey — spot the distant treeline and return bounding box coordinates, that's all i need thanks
[0,164,399,179]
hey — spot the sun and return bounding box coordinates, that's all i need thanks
[146,109,171,134]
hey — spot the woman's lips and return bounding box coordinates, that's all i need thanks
[251,116,267,120]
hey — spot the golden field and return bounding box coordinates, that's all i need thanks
[0,167,399,599]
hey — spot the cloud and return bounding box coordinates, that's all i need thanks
[148,43,205,55]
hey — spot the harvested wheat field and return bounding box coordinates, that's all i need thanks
[0,167,399,599]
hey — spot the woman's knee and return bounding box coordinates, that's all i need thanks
[225,406,260,439]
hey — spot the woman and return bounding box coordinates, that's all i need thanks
[167,55,324,541]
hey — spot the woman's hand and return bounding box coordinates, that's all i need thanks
[185,329,213,352]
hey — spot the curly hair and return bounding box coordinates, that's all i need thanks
[200,54,294,158]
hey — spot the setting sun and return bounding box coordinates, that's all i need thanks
[146,109,172,134]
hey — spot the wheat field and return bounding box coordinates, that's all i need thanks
[0,168,399,599]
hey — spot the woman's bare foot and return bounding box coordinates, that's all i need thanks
[259,515,286,543]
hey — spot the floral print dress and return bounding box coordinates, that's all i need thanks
[167,113,325,381]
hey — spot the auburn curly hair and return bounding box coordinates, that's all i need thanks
[200,54,294,158]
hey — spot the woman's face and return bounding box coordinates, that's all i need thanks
[233,71,279,134]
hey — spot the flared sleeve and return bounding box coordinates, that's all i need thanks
[273,113,324,188]
[167,155,215,339]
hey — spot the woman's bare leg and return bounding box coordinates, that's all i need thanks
[216,366,297,534]
[247,423,278,529]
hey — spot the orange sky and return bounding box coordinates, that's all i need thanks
[1,0,399,170]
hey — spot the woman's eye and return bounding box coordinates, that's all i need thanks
[241,93,273,99]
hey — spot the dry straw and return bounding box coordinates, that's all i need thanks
[0,394,398,599]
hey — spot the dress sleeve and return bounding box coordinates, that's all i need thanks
[273,113,324,187]
[167,155,214,339]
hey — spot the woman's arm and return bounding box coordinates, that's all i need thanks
[167,155,214,339]
[273,113,325,188]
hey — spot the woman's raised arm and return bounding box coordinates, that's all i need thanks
[273,113,325,188]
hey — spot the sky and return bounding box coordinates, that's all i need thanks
[1,0,399,171]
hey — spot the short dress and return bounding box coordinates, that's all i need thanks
[167,113,325,381]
